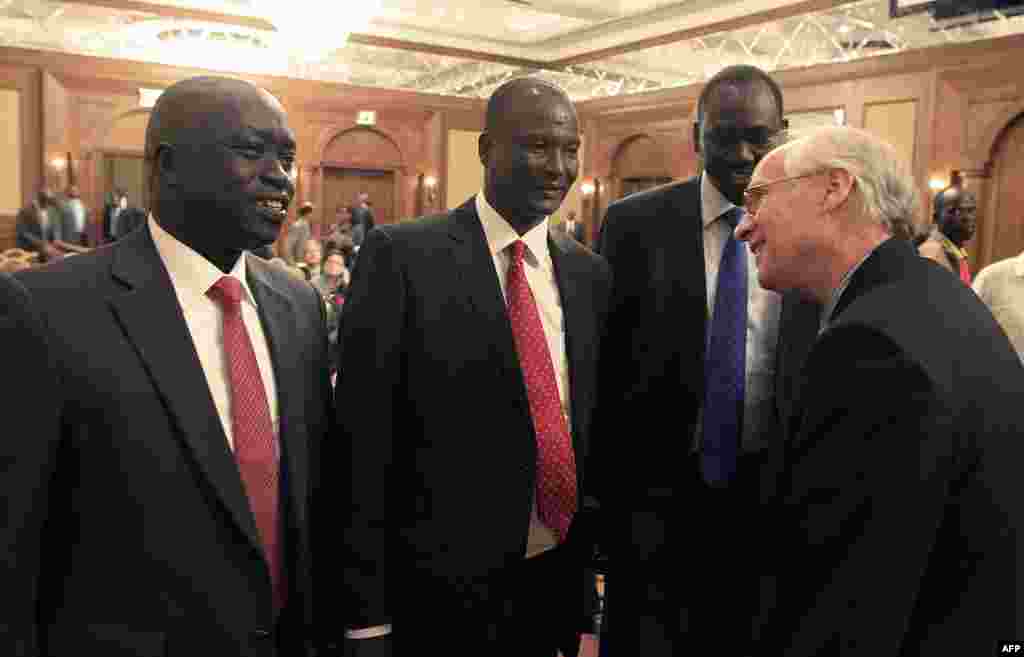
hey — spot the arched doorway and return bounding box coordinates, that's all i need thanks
[611,135,672,200]
[318,127,404,233]
[978,113,1024,270]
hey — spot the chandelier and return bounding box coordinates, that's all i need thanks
[261,0,383,61]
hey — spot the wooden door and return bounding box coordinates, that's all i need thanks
[104,154,146,211]
[980,114,1024,269]
[322,168,395,230]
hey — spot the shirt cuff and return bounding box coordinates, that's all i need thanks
[345,625,392,639]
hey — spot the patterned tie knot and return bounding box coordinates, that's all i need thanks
[207,276,245,310]
[722,206,746,231]
[508,239,527,269]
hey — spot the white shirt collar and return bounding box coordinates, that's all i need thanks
[148,215,258,309]
[1015,251,1024,279]
[474,192,551,269]
[700,172,739,229]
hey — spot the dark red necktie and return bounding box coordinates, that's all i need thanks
[207,276,284,612]
[505,240,577,542]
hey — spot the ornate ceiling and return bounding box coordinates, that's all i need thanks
[1,0,1022,99]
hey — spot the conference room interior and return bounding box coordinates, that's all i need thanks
[0,0,1022,274]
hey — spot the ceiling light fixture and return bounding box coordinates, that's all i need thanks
[262,0,384,62]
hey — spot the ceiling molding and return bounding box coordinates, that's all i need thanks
[346,35,548,70]
[64,0,276,30]
[551,0,857,66]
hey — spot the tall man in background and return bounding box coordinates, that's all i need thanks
[1,76,332,656]
[594,65,817,655]
[327,77,609,657]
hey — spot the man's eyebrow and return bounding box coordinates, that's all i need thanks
[239,125,296,147]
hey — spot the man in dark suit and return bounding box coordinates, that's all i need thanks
[557,210,586,244]
[1,76,332,657]
[593,65,815,655]
[15,189,63,261]
[103,187,128,243]
[325,78,610,657]
[736,125,1024,654]
[350,192,375,243]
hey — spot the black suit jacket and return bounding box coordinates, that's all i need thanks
[594,176,819,652]
[2,226,333,657]
[763,237,1024,655]
[326,198,611,645]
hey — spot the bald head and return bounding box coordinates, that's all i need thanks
[144,75,297,272]
[145,77,281,170]
[485,77,575,136]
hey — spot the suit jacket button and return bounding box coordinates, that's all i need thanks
[252,628,273,640]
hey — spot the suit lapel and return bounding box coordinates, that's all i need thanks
[548,232,590,463]
[107,227,262,556]
[447,200,532,418]
[663,179,709,393]
[246,257,309,537]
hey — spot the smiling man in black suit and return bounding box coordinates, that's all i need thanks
[325,77,610,657]
[1,76,332,657]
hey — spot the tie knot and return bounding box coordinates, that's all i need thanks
[207,276,245,309]
[722,206,745,231]
[508,240,527,267]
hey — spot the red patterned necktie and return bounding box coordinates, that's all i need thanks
[207,276,284,613]
[505,240,577,542]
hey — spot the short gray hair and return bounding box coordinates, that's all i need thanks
[781,126,920,236]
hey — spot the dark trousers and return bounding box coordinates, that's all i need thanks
[600,449,776,657]
[392,545,584,657]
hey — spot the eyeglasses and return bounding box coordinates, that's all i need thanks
[743,170,826,216]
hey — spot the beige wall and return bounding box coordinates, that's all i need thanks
[863,100,918,170]
[0,89,21,214]
[446,129,482,210]
[104,111,150,152]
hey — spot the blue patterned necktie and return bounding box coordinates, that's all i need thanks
[702,206,748,487]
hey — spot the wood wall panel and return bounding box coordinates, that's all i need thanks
[0,61,40,250]
[0,89,21,216]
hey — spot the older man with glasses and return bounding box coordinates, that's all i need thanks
[735,125,1024,655]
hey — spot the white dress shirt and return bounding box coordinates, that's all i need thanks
[476,192,569,559]
[67,198,87,235]
[149,216,280,450]
[699,174,782,453]
[973,251,1024,362]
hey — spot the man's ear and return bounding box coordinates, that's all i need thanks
[822,168,855,214]
[478,132,491,167]
[155,143,178,189]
